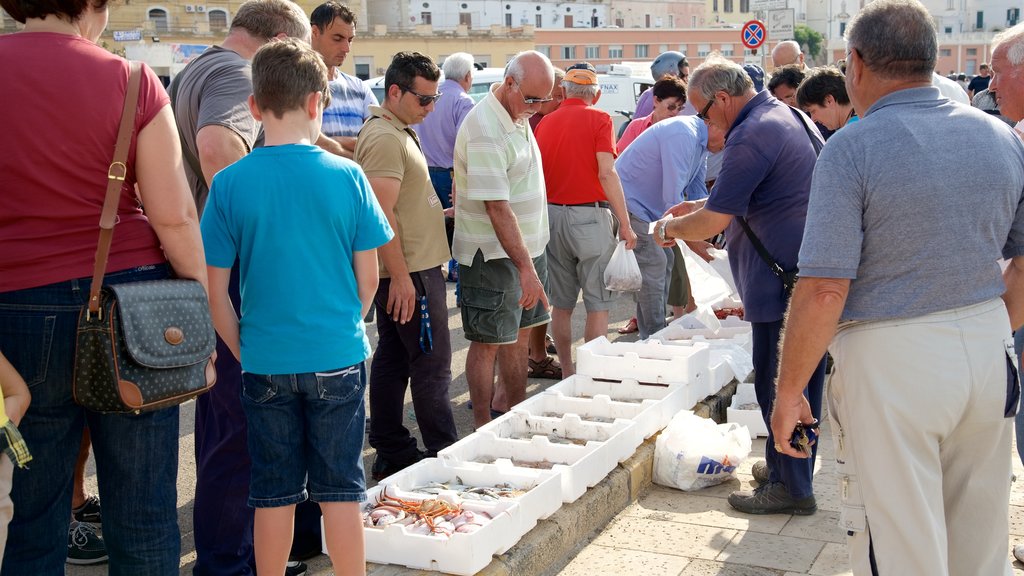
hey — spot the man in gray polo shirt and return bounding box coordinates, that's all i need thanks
[771,1,1024,574]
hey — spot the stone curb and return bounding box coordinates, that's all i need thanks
[366,380,740,576]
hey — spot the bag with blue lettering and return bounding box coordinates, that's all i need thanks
[653,411,752,491]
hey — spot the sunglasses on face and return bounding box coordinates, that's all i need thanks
[512,79,553,105]
[697,98,714,121]
[403,86,442,107]
[665,102,683,112]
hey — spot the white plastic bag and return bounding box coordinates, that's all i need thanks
[603,241,642,292]
[653,411,752,491]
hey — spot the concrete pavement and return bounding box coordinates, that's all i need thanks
[67,280,1024,575]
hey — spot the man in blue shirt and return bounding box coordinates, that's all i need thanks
[616,114,715,339]
[653,54,826,516]
[415,52,476,212]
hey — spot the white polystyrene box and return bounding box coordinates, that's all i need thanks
[477,408,639,456]
[727,382,768,438]
[361,457,561,546]
[438,426,614,503]
[546,375,692,439]
[353,485,520,575]
[657,337,753,387]
[575,336,710,386]
[652,312,752,341]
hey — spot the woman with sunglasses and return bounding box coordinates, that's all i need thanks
[617,77,688,152]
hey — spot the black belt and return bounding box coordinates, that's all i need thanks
[549,201,610,209]
[428,166,453,172]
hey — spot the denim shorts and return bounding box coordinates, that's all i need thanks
[241,362,368,508]
[459,249,551,344]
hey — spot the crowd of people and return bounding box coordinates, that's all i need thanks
[2,0,1024,574]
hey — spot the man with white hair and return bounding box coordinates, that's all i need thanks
[771,40,805,69]
[770,1,1024,573]
[416,52,476,215]
[990,21,1024,567]
[652,54,826,516]
[990,22,1024,136]
[453,51,556,427]
[534,62,636,376]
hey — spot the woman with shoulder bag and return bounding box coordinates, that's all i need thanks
[0,0,208,572]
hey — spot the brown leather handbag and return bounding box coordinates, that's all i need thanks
[72,61,216,413]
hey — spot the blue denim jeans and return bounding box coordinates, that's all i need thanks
[242,364,368,507]
[0,265,181,575]
[752,319,826,500]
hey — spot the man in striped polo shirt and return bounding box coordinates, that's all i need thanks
[453,50,555,428]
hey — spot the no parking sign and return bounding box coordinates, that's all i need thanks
[741,20,767,50]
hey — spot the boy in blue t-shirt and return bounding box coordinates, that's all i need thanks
[200,38,392,576]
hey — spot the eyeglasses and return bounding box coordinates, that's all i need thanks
[665,102,683,112]
[403,86,442,107]
[512,79,553,105]
[697,98,714,121]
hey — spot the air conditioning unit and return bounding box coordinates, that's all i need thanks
[197,5,206,12]
[185,4,194,12]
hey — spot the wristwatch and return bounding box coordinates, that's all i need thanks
[656,220,668,245]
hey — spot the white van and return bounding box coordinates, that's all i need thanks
[594,64,655,131]
[362,67,505,105]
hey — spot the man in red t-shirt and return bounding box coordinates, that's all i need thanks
[535,62,637,376]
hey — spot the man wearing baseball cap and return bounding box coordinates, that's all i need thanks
[535,62,637,376]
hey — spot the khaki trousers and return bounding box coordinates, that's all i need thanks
[828,298,1014,576]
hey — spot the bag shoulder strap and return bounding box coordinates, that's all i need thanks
[735,216,793,287]
[733,105,822,288]
[88,61,143,316]
[168,72,208,190]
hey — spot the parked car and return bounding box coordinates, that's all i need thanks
[362,67,506,105]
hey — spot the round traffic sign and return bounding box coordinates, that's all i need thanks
[741,20,767,49]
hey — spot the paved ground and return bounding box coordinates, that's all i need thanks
[67,279,1024,575]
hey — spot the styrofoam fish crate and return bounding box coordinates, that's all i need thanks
[354,486,520,575]
[653,337,753,395]
[546,374,691,438]
[653,313,751,341]
[477,409,638,453]
[728,383,768,438]
[575,336,710,385]
[513,388,659,439]
[362,457,561,546]
[438,428,614,503]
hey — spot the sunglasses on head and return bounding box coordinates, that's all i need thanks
[403,86,442,106]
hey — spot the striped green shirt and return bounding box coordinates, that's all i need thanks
[452,85,549,263]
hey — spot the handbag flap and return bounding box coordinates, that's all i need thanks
[108,280,216,368]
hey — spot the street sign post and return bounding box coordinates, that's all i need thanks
[767,9,795,40]
[741,20,767,50]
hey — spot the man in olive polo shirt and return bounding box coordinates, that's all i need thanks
[354,51,457,480]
